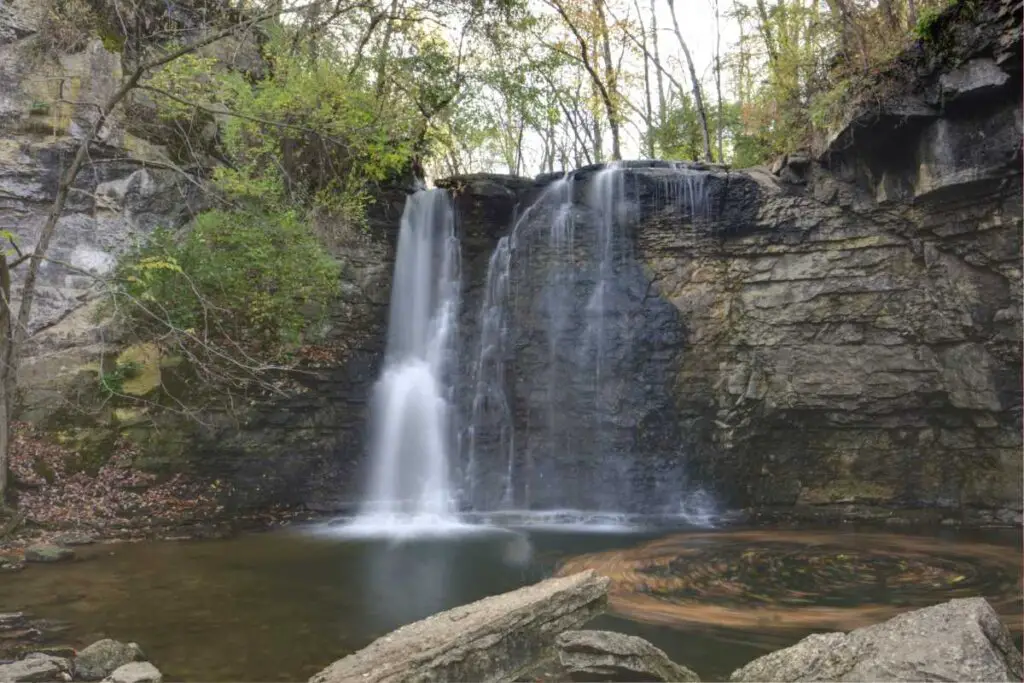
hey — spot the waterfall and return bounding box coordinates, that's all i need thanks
[458,161,716,519]
[348,162,718,532]
[355,189,461,527]
[462,176,573,510]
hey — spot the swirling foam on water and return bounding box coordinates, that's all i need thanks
[556,530,1023,633]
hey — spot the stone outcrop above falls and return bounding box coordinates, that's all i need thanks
[730,597,1024,682]
[309,570,610,683]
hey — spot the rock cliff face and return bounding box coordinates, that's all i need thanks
[3,0,1020,522]
[0,0,405,513]
[447,0,1022,522]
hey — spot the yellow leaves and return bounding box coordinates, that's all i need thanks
[135,256,183,274]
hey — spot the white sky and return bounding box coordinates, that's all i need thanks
[492,0,747,173]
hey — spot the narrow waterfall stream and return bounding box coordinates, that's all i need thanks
[352,189,462,529]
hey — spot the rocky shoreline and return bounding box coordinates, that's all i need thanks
[0,622,163,683]
[306,569,1023,683]
[1,540,1020,682]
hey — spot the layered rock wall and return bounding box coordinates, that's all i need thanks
[448,0,1022,522]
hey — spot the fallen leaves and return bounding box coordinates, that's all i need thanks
[6,422,223,546]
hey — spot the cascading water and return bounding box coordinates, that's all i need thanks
[457,161,718,524]
[354,189,461,528]
[347,162,718,533]
[462,176,574,511]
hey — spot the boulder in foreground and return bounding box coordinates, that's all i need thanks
[23,545,74,563]
[730,597,1023,682]
[102,662,163,683]
[556,630,700,682]
[309,570,610,683]
[75,640,146,681]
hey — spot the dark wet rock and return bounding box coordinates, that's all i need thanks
[27,647,76,660]
[730,597,1024,682]
[52,533,95,547]
[101,662,162,683]
[74,640,145,682]
[556,630,700,682]
[310,570,610,683]
[0,653,71,682]
[23,545,73,563]
[0,628,42,644]
[0,614,27,630]
[0,557,25,572]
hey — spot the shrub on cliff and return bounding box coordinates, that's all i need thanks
[112,208,340,359]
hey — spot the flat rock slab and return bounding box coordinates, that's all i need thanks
[556,630,700,682]
[0,653,71,682]
[23,545,73,563]
[310,570,610,683]
[102,662,163,683]
[730,597,1024,682]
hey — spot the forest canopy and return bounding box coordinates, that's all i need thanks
[38,0,954,362]
[42,0,956,179]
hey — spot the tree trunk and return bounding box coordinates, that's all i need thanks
[593,0,621,160]
[713,0,724,162]
[666,0,711,161]
[546,0,620,161]
[633,0,655,157]
[374,0,402,99]
[0,253,9,503]
[650,0,665,130]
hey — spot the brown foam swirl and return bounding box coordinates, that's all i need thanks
[555,530,1022,633]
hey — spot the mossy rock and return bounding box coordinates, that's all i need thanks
[798,479,896,505]
[113,343,162,396]
[113,407,148,427]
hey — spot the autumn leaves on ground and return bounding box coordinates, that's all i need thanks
[0,423,300,560]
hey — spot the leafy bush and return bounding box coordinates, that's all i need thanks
[147,28,419,228]
[113,209,341,356]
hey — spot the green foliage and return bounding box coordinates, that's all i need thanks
[99,360,143,397]
[144,27,420,227]
[113,209,341,356]
[913,3,950,40]
[226,31,416,196]
[808,78,851,131]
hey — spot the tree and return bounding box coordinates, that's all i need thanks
[0,4,310,502]
[544,0,623,161]
[666,0,711,161]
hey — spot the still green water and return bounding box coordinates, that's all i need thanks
[0,524,1019,682]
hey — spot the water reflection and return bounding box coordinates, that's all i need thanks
[359,539,456,633]
[0,525,1016,682]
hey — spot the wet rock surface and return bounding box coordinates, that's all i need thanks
[0,653,72,682]
[309,570,610,683]
[555,630,701,682]
[100,662,162,683]
[74,640,145,682]
[23,545,73,563]
[729,597,1024,682]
